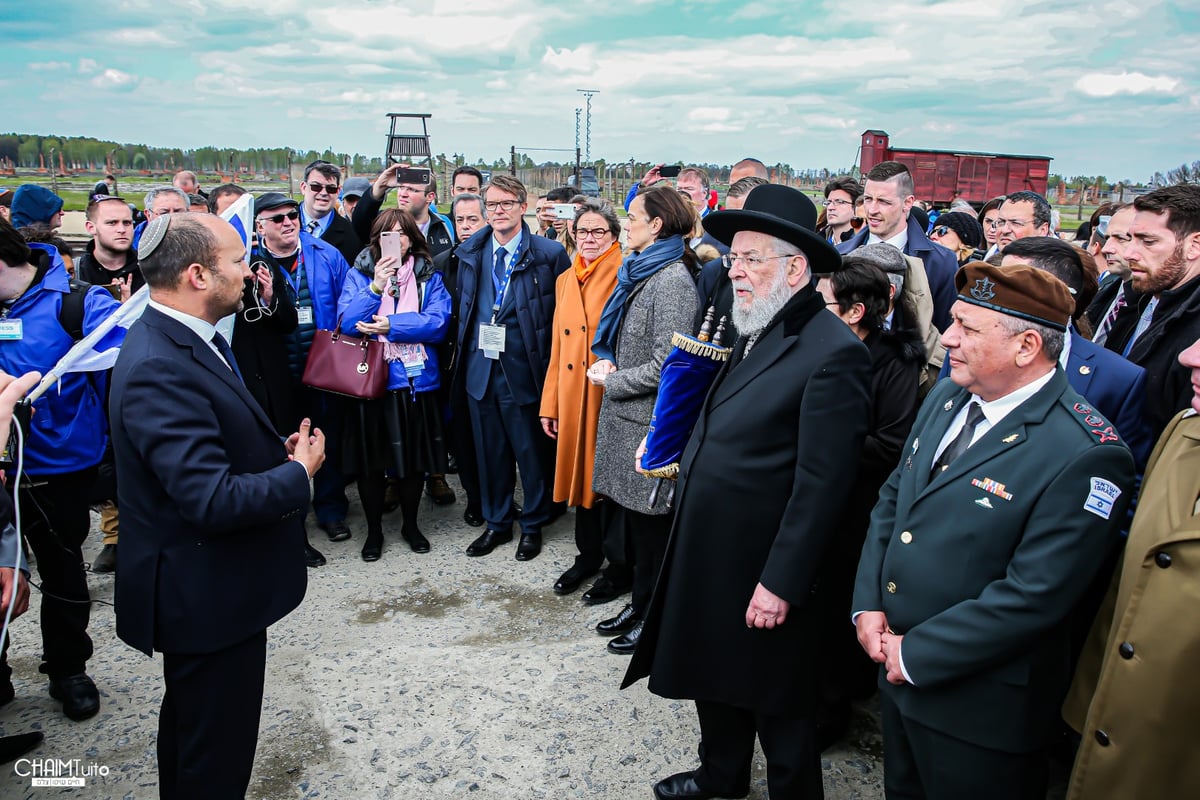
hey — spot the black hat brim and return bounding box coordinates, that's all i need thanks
[703,209,843,273]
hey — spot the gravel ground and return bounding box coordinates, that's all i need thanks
[1,476,885,799]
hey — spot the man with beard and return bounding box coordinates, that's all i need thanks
[76,195,141,300]
[1092,185,1200,436]
[110,213,325,797]
[625,184,871,800]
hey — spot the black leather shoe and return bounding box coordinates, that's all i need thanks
[463,508,485,527]
[91,543,117,574]
[654,770,737,800]
[515,533,542,561]
[582,577,632,606]
[553,564,599,595]
[596,603,641,636]
[466,529,513,557]
[0,732,43,765]
[319,520,352,542]
[305,542,327,568]
[403,528,431,553]
[361,536,382,562]
[607,620,643,655]
[48,673,100,721]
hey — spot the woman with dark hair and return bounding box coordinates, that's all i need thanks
[338,208,451,561]
[814,257,925,748]
[978,195,1005,255]
[587,184,700,654]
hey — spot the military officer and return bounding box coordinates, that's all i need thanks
[852,262,1136,800]
[1063,334,1200,799]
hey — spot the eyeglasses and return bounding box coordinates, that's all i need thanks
[485,200,520,212]
[932,226,951,237]
[575,228,611,240]
[307,182,339,195]
[720,253,795,269]
[994,218,1031,229]
[822,198,852,207]
[258,210,299,225]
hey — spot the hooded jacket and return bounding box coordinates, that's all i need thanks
[11,185,64,228]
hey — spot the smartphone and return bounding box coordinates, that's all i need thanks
[103,283,122,300]
[658,165,682,178]
[380,231,404,261]
[392,167,431,187]
[553,204,576,220]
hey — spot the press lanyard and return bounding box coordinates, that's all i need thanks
[278,247,305,305]
[490,247,517,324]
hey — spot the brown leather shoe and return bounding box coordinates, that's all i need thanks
[426,475,456,505]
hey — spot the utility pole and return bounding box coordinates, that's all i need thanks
[49,148,58,195]
[576,89,599,163]
[510,146,517,176]
[575,148,581,186]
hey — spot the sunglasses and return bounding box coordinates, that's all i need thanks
[307,182,339,195]
[258,210,299,224]
[932,226,951,237]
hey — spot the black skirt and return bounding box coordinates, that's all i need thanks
[341,388,448,479]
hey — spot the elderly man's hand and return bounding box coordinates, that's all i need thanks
[0,568,29,620]
[855,611,889,664]
[745,582,789,629]
[881,632,907,685]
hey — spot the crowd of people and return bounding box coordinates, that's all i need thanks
[0,155,1197,800]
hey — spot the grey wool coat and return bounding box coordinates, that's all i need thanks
[592,261,699,514]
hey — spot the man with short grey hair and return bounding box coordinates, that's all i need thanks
[143,187,189,221]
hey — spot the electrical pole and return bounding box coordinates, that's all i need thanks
[510,146,517,176]
[575,109,582,157]
[576,89,599,163]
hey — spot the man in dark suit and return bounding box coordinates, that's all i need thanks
[837,161,959,332]
[625,185,871,800]
[852,263,1135,799]
[299,160,362,266]
[454,175,569,561]
[110,214,325,798]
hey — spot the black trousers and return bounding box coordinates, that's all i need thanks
[625,508,672,614]
[159,630,267,800]
[447,386,481,517]
[2,467,96,682]
[880,692,1048,800]
[694,700,823,800]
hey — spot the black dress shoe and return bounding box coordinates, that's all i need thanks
[0,732,43,765]
[553,564,599,595]
[582,577,632,606]
[91,543,117,574]
[596,603,641,635]
[403,528,431,553]
[515,533,542,561]
[606,620,643,655]
[305,542,327,567]
[319,520,352,542]
[361,536,382,562]
[463,508,485,527]
[465,529,513,557]
[654,770,738,800]
[48,673,100,721]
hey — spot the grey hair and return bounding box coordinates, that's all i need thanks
[996,314,1064,362]
[572,198,621,239]
[770,239,810,284]
[144,186,189,212]
[451,193,485,218]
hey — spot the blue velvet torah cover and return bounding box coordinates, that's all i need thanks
[641,332,731,479]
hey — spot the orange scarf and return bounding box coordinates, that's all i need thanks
[574,241,622,284]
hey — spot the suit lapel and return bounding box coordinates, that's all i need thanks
[707,324,793,412]
[912,386,972,497]
[1166,417,1200,533]
[1069,344,1096,397]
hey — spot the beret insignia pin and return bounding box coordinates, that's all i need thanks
[970,277,997,301]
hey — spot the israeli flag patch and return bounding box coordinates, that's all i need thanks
[1084,477,1121,520]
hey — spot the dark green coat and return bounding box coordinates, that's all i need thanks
[852,370,1135,754]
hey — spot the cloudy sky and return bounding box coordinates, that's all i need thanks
[3,0,1197,182]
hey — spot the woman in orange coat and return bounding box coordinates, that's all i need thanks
[539,200,629,598]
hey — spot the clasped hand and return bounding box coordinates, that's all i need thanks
[285,418,326,478]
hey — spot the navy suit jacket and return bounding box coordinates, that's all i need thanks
[838,216,959,332]
[110,307,309,656]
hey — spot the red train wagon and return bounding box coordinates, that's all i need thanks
[859,130,1051,206]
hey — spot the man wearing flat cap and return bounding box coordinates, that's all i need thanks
[852,263,1136,799]
[624,184,872,800]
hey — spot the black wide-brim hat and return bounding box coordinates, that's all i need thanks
[703,184,842,273]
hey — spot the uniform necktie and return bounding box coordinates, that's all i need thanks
[305,219,320,236]
[210,332,244,383]
[1092,290,1126,346]
[931,401,985,478]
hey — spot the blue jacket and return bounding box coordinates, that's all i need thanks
[338,258,451,393]
[0,244,121,475]
[838,216,959,332]
[292,233,352,332]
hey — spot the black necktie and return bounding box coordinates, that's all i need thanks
[931,401,985,479]
[210,332,244,384]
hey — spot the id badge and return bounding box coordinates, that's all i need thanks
[297,306,314,325]
[399,344,426,378]
[0,319,23,341]
[479,323,506,360]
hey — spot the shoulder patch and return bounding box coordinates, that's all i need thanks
[1066,400,1121,444]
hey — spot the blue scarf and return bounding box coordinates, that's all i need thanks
[591,235,685,362]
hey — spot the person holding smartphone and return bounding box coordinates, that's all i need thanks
[352,163,456,259]
[337,209,452,561]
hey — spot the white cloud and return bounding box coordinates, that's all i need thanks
[110,28,177,46]
[29,61,71,71]
[91,69,138,90]
[1074,71,1182,97]
[78,58,100,74]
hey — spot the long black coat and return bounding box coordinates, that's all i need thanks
[623,285,871,716]
[232,261,299,434]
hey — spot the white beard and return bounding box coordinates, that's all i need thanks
[730,269,795,336]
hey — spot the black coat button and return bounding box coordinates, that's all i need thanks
[1095,730,1110,747]
[1155,551,1172,568]
[1118,642,1134,659]
[564,328,570,335]
[567,363,573,370]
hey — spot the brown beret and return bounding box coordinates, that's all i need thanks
[954,262,1072,331]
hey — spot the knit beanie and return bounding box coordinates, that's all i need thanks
[933,211,984,249]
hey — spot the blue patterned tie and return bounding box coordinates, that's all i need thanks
[211,332,244,383]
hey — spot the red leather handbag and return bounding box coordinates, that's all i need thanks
[301,322,387,399]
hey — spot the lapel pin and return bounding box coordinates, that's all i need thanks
[943,400,954,412]
[1079,365,1091,375]
[1002,434,1019,443]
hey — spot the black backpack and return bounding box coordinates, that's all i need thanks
[58,278,91,341]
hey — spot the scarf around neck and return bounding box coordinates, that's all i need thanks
[591,235,685,362]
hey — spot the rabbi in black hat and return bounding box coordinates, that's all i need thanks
[622,184,872,800]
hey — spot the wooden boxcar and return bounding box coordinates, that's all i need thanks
[859,129,1051,205]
